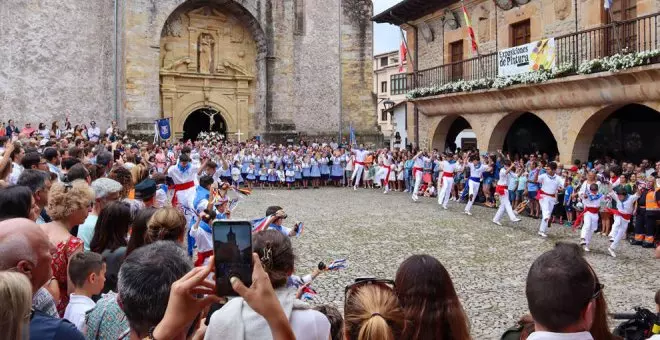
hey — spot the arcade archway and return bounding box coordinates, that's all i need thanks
[183,108,228,141]
[499,112,559,159]
[431,115,476,152]
[573,104,660,163]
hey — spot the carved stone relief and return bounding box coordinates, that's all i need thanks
[477,5,491,44]
[443,9,460,30]
[555,0,571,20]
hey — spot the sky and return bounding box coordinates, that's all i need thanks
[373,0,405,55]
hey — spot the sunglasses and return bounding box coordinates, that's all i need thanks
[591,282,604,301]
[344,278,394,298]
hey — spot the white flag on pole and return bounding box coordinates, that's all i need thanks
[604,0,613,9]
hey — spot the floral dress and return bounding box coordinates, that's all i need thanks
[52,236,83,316]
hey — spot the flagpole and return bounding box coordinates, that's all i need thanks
[605,1,622,53]
[461,0,486,78]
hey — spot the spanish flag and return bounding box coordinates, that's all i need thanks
[461,3,479,56]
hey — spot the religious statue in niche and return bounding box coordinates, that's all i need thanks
[198,33,215,74]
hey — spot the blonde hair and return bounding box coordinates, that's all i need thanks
[145,208,186,243]
[46,180,95,221]
[130,164,148,186]
[0,271,32,340]
[344,284,405,340]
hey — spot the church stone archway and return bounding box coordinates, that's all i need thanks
[183,107,228,141]
[160,3,258,141]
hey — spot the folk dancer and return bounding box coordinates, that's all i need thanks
[577,183,604,252]
[189,175,219,265]
[437,153,459,210]
[535,162,562,237]
[493,160,522,225]
[167,154,198,227]
[464,155,489,215]
[381,152,394,194]
[411,151,429,201]
[606,187,640,257]
[351,146,371,190]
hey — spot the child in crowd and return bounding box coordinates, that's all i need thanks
[245,163,256,189]
[563,177,574,226]
[63,252,106,331]
[259,165,268,189]
[153,173,168,208]
[285,163,295,189]
[294,160,303,189]
[276,164,286,188]
[267,162,277,189]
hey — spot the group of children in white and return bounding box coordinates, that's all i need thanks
[405,150,643,258]
[162,140,644,263]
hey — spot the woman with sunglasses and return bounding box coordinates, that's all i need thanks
[394,254,470,340]
[344,278,405,340]
[41,180,95,316]
[206,229,331,340]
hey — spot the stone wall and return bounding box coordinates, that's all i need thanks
[0,0,114,127]
[341,0,378,136]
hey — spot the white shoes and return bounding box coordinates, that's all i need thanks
[412,195,418,202]
[579,238,586,246]
[493,220,502,226]
[464,211,472,216]
[608,247,616,257]
[353,186,357,191]
[538,231,548,238]
[512,218,522,222]
[583,245,590,252]
[442,206,448,210]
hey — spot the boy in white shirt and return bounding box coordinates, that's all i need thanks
[64,252,106,331]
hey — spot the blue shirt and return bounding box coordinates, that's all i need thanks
[31,310,85,340]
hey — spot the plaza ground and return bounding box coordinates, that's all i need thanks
[231,187,658,339]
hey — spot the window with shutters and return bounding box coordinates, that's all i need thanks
[607,0,637,53]
[381,81,387,93]
[449,40,464,81]
[510,20,531,47]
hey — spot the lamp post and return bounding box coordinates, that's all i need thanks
[378,99,395,147]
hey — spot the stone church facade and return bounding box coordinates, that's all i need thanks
[0,0,378,142]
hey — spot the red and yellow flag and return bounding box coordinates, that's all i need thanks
[461,4,479,55]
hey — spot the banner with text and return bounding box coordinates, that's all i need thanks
[497,38,556,77]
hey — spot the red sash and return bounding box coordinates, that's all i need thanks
[442,172,454,178]
[413,166,423,177]
[572,207,601,230]
[172,181,195,206]
[607,208,632,221]
[354,161,365,166]
[194,250,213,267]
[496,185,507,196]
[536,189,556,200]
[383,165,392,186]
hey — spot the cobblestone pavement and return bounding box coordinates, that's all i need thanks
[231,187,658,339]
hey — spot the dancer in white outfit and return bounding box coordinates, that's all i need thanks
[437,153,459,209]
[535,162,563,237]
[381,153,394,194]
[578,183,604,252]
[493,160,522,225]
[464,155,488,215]
[606,187,639,257]
[411,151,428,201]
[351,146,370,190]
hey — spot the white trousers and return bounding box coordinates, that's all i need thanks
[495,191,517,222]
[580,212,599,245]
[464,180,480,212]
[538,196,556,233]
[352,164,364,187]
[438,177,454,207]
[610,215,629,250]
[412,171,423,198]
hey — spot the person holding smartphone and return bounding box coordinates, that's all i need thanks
[206,230,331,340]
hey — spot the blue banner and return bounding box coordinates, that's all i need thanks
[157,118,171,140]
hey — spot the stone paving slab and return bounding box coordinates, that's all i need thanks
[231,187,659,339]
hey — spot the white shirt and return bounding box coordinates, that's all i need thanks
[497,168,510,186]
[88,126,101,141]
[538,173,563,195]
[527,331,593,340]
[413,156,428,169]
[468,163,486,179]
[9,162,23,185]
[610,192,639,216]
[167,164,200,184]
[442,160,458,174]
[352,149,370,163]
[63,294,96,331]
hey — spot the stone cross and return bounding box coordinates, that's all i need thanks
[234,130,244,142]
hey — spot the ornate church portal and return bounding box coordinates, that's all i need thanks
[160,4,257,141]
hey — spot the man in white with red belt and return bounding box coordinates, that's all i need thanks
[535,162,563,238]
[381,151,394,194]
[493,159,522,225]
[168,153,199,225]
[411,151,429,201]
[437,153,459,209]
[578,183,604,252]
[464,154,489,215]
[351,145,371,190]
[607,187,640,257]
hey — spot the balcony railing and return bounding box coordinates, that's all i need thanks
[391,12,660,95]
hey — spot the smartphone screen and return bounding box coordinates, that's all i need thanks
[212,220,253,296]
